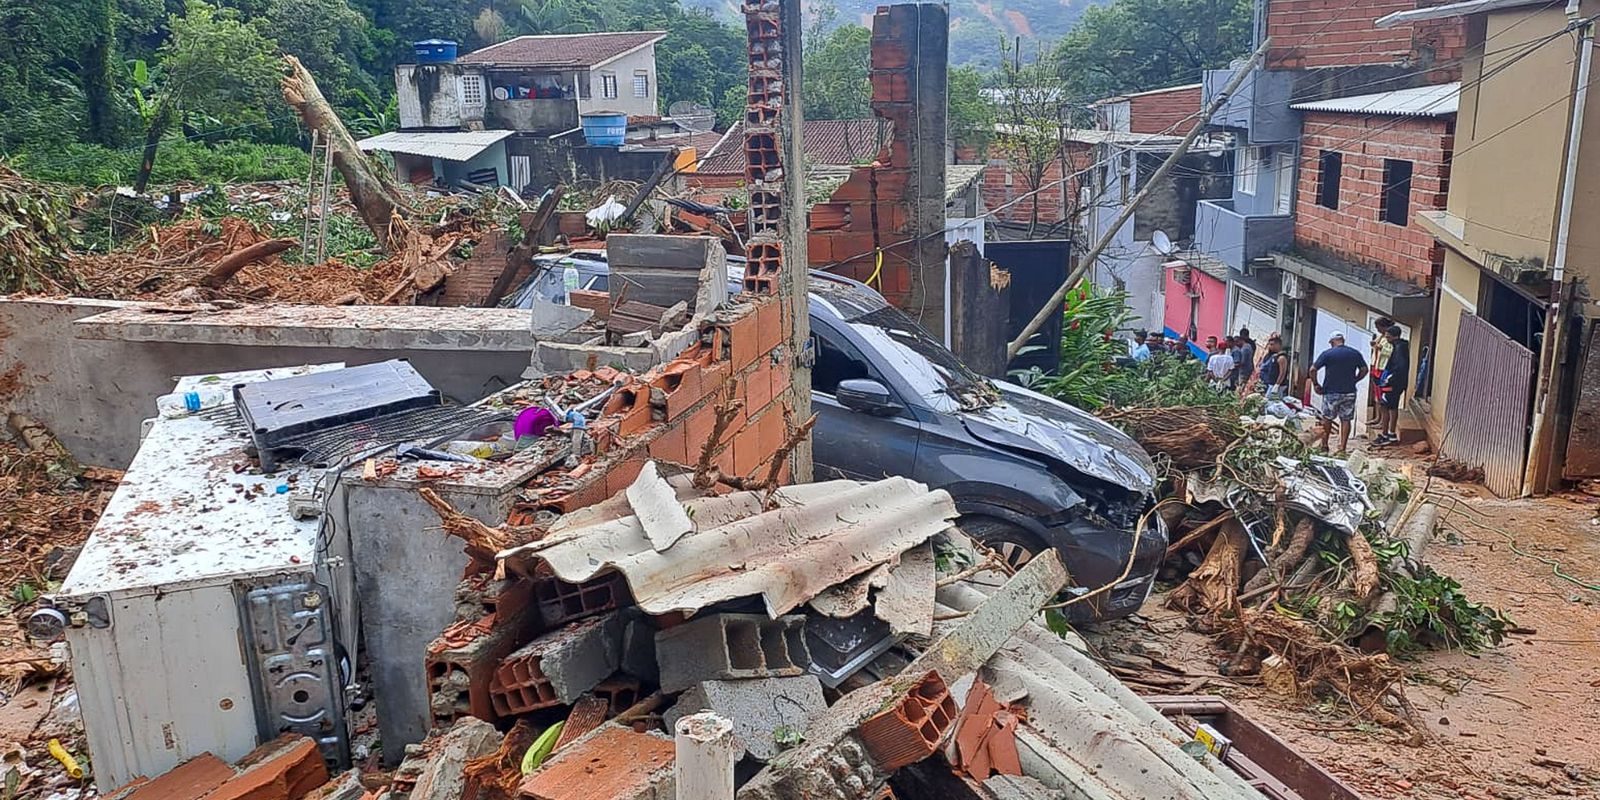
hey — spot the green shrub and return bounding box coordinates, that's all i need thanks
[11,138,309,187]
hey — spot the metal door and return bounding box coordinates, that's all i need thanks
[1441,310,1534,496]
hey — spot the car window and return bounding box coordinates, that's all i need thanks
[811,328,873,396]
[845,306,996,413]
[585,273,608,292]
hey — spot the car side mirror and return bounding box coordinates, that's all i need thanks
[836,378,900,416]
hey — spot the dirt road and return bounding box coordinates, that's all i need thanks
[1109,478,1600,799]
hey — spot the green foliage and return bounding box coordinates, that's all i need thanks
[803,13,871,121]
[1010,283,1137,411]
[947,65,994,152]
[256,0,386,110]
[0,166,81,293]
[1373,558,1512,656]
[12,139,310,187]
[1053,0,1251,101]
[156,0,284,127]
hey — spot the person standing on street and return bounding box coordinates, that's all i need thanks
[1131,330,1152,362]
[1257,334,1290,399]
[1311,331,1368,455]
[1207,337,1236,387]
[1231,327,1257,391]
[1373,325,1411,446]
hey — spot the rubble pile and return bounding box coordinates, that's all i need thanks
[382,462,1272,800]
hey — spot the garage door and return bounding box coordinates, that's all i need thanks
[1231,286,1278,339]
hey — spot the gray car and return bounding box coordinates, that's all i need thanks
[509,262,1166,621]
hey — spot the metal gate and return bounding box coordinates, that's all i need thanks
[1441,310,1534,496]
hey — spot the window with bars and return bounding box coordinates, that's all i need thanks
[460,74,485,107]
[633,72,649,98]
[601,73,618,99]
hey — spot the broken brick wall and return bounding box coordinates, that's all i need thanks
[808,4,948,336]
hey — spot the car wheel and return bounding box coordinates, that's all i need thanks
[958,517,1048,587]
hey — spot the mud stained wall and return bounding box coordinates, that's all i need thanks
[0,298,531,468]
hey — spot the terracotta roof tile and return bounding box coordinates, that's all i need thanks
[700,118,891,173]
[459,31,666,68]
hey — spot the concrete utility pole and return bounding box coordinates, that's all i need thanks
[1005,37,1274,360]
[776,0,812,480]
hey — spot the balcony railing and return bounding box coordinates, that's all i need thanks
[1193,199,1293,272]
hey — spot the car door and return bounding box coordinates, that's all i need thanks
[809,320,922,482]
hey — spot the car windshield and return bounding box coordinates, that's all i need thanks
[838,297,998,413]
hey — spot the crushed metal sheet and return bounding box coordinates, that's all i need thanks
[624,461,694,552]
[500,477,958,618]
[875,542,935,636]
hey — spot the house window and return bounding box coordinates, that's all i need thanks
[1316,150,1341,209]
[601,73,619,99]
[1238,146,1260,195]
[1381,158,1413,225]
[633,71,649,98]
[460,74,485,107]
[1118,151,1130,200]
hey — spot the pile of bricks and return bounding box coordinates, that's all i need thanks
[103,735,330,800]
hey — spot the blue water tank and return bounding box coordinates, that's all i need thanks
[580,112,628,147]
[413,39,458,63]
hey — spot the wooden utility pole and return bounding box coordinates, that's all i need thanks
[1005,38,1273,360]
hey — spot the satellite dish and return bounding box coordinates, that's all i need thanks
[1152,229,1175,255]
[668,100,717,133]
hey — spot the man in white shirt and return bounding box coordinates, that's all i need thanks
[1206,336,1235,385]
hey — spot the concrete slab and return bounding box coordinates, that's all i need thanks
[664,675,825,761]
[73,304,536,351]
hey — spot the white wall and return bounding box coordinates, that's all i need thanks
[580,46,659,117]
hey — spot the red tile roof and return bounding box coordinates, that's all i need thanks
[699,119,892,173]
[459,31,667,68]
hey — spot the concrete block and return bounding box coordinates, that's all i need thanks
[530,298,594,337]
[654,613,810,694]
[408,718,503,800]
[664,675,825,761]
[492,612,623,714]
[620,609,660,682]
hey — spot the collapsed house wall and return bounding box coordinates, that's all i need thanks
[806,4,949,339]
[0,298,532,468]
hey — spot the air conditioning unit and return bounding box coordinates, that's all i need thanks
[1282,271,1306,300]
[33,365,354,791]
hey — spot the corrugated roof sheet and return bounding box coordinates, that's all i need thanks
[1290,82,1460,117]
[499,475,957,618]
[1091,82,1203,105]
[458,31,667,67]
[1375,0,1553,27]
[946,164,986,204]
[357,129,514,161]
[700,119,890,173]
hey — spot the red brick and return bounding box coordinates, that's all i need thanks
[119,755,233,800]
[857,671,957,771]
[205,735,328,800]
[726,308,760,369]
[519,726,673,800]
[743,361,774,414]
[754,297,783,354]
[604,457,647,496]
[648,420,689,463]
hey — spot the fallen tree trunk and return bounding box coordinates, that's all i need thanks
[1167,518,1248,615]
[198,238,294,288]
[1242,516,1315,595]
[281,56,412,251]
[486,186,565,307]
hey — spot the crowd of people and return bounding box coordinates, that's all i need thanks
[1127,318,1412,457]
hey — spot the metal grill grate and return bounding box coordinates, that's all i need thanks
[274,406,514,467]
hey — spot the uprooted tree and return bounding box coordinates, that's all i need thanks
[281,55,413,251]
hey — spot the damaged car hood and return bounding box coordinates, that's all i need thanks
[962,384,1157,493]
